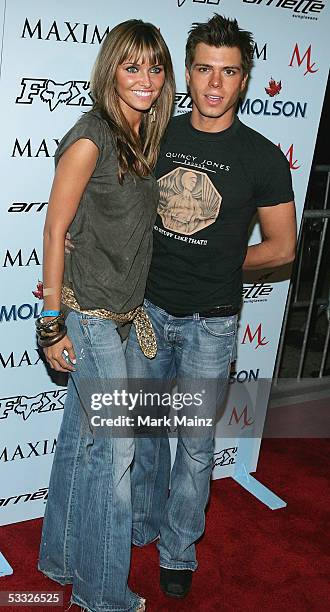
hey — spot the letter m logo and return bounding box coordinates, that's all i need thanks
[278,143,301,170]
[228,405,255,430]
[241,324,269,349]
[289,44,318,77]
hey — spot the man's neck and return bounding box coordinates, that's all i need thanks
[190,108,235,133]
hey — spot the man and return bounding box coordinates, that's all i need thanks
[125,13,296,599]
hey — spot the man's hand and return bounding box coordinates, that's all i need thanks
[65,231,74,254]
[243,201,296,270]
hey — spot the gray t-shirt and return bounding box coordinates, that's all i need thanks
[55,110,159,313]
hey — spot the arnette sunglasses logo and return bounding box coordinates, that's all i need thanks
[242,0,325,21]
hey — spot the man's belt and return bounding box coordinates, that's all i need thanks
[166,305,239,318]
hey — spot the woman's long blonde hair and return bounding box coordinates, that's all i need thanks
[90,19,175,183]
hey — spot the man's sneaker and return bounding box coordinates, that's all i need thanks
[160,567,193,598]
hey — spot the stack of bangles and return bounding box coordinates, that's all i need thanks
[35,310,67,348]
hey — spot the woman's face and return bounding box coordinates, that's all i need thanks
[115,57,165,122]
[182,172,198,191]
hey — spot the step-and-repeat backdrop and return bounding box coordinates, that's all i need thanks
[0,0,329,525]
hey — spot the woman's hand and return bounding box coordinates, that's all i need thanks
[65,231,75,254]
[44,335,77,372]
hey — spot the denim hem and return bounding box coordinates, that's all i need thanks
[71,593,145,612]
[132,534,160,547]
[38,565,73,585]
[160,561,198,571]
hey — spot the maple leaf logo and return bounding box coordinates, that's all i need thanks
[32,280,43,299]
[265,78,282,97]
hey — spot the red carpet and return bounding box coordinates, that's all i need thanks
[1,439,329,611]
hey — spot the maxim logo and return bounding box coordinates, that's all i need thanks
[2,248,41,267]
[8,202,48,213]
[241,324,269,349]
[253,42,267,60]
[0,390,66,419]
[0,303,41,323]
[11,138,60,157]
[0,350,42,369]
[289,44,319,76]
[0,487,48,507]
[16,78,93,111]
[242,0,325,20]
[0,439,57,462]
[21,18,110,44]
[278,143,301,170]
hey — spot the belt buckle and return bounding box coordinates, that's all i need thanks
[202,305,232,317]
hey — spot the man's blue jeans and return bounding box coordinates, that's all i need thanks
[126,299,237,571]
[38,311,143,612]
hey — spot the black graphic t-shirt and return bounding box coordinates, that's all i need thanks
[145,113,294,314]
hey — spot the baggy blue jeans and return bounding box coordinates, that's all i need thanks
[126,299,237,571]
[38,310,143,612]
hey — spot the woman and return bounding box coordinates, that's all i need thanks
[37,19,175,612]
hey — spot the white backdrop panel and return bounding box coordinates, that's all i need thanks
[0,0,329,524]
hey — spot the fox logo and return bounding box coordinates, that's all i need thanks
[0,390,66,420]
[16,78,93,110]
[265,78,282,97]
[213,447,238,467]
[40,80,74,111]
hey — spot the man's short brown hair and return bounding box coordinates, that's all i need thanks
[185,14,254,76]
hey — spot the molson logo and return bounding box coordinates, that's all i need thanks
[0,303,41,323]
[238,79,307,118]
[229,369,260,383]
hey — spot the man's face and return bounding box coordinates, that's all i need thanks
[186,43,248,130]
